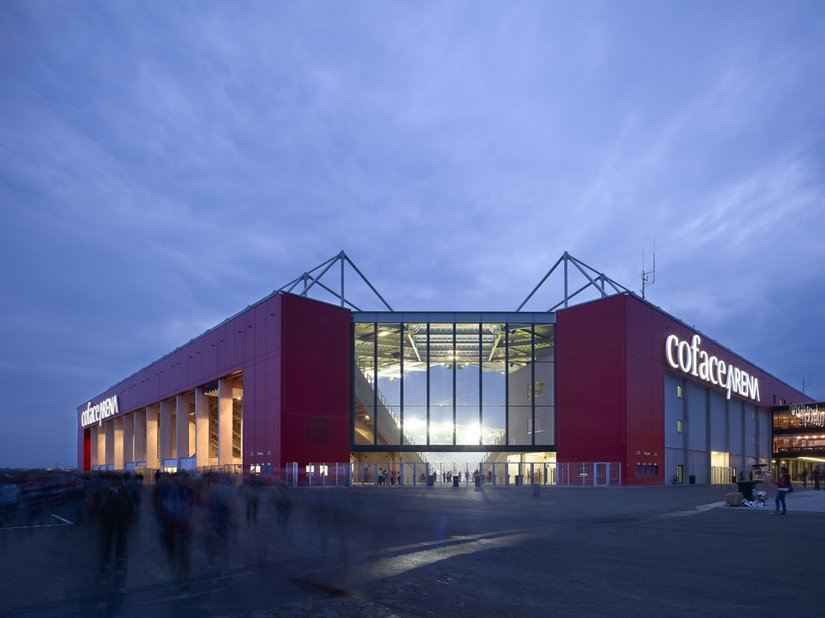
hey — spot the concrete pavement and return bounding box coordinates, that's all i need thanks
[1,483,823,617]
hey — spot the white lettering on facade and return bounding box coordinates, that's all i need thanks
[665,335,760,402]
[790,404,825,428]
[80,396,120,428]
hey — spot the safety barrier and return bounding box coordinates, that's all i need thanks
[285,461,622,487]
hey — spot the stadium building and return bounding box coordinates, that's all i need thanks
[76,252,811,486]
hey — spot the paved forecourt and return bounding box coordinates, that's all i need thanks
[1,482,823,617]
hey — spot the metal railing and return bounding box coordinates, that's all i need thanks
[287,461,622,487]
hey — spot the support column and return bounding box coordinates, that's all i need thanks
[195,387,210,467]
[218,378,234,466]
[134,408,147,463]
[90,425,99,469]
[105,421,115,469]
[176,392,194,466]
[123,413,134,466]
[147,404,160,469]
[113,416,124,470]
[160,398,176,464]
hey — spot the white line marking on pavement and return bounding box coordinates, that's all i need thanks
[50,513,74,524]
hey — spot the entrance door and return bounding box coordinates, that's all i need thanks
[594,462,609,486]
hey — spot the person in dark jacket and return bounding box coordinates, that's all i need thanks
[772,466,791,515]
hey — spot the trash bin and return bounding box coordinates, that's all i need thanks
[452,476,460,487]
[689,475,696,485]
[474,475,481,487]
[737,481,756,500]
[515,475,522,486]
[427,474,435,487]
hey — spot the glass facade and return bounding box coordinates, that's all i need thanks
[352,314,556,451]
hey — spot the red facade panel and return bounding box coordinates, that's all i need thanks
[279,294,351,467]
[556,295,628,475]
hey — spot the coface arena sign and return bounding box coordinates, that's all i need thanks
[80,396,119,428]
[665,334,760,402]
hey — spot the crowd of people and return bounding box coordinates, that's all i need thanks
[0,468,294,590]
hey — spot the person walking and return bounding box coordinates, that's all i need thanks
[771,466,791,515]
[814,465,822,490]
[801,468,808,489]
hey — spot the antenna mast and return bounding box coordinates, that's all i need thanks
[641,240,656,299]
[803,371,811,394]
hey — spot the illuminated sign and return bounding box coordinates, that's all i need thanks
[790,403,824,428]
[80,396,119,428]
[665,334,760,402]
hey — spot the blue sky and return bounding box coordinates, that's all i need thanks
[1,1,823,468]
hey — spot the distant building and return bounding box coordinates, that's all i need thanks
[77,253,810,486]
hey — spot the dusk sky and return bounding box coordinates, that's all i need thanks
[1,1,824,468]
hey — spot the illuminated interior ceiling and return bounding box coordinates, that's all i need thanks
[359,323,554,379]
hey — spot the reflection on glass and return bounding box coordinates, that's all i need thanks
[456,407,480,444]
[508,324,532,367]
[482,405,505,445]
[535,406,554,445]
[403,323,427,405]
[508,406,532,445]
[534,362,554,407]
[534,324,555,361]
[456,362,480,408]
[430,405,453,445]
[404,405,427,445]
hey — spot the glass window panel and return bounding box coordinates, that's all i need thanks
[483,323,507,365]
[430,405,453,445]
[403,405,427,445]
[430,363,453,409]
[534,361,555,406]
[403,323,428,406]
[353,323,376,445]
[456,407,480,445]
[377,405,401,445]
[534,324,555,362]
[482,323,506,407]
[508,406,532,446]
[535,406,555,445]
[376,323,401,407]
[507,324,532,365]
[482,405,505,446]
[456,362,480,409]
[508,362,533,407]
[428,323,454,367]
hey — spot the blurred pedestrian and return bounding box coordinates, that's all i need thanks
[95,474,138,588]
[771,466,791,515]
[154,473,193,577]
[205,473,233,568]
[244,473,263,524]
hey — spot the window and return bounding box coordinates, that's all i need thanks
[677,385,683,398]
[677,419,683,433]
[635,463,659,476]
[528,380,546,400]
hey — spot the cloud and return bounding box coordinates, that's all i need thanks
[2,1,825,467]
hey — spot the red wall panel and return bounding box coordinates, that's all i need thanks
[279,294,351,466]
